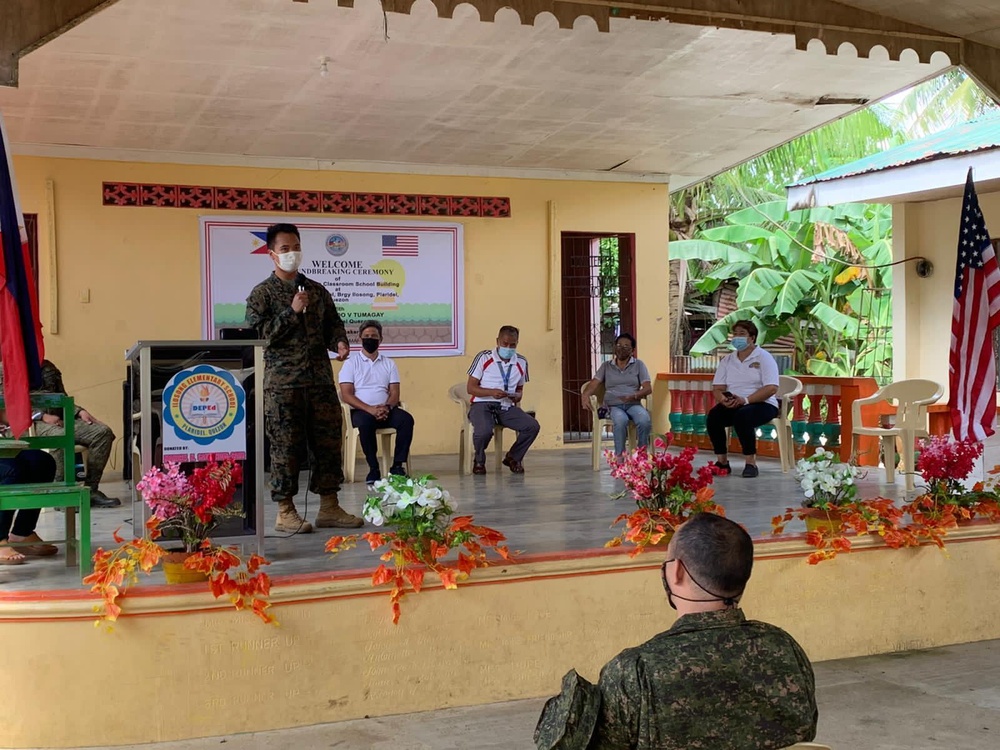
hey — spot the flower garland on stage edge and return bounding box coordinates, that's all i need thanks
[771,448,919,564]
[84,460,275,628]
[326,474,513,624]
[605,434,725,557]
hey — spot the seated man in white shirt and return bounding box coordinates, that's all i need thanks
[338,320,415,486]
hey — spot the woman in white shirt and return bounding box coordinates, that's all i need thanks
[706,320,780,478]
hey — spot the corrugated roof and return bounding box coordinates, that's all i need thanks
[791,112,1000,187]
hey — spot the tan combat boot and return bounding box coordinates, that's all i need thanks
[314,493,364,528]
[275,499,314,534]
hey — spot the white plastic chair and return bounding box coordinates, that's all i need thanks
[583,382,649,470]
[340,400,410,484]
[851,378,943,491]
[449,383,509,475]
[772,375,803,473]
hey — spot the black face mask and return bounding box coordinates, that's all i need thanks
[361,338,380,353]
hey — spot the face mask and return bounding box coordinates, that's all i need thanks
[361,338,380,354]
[498,346,516,360]
[731,336,749,352]
[615,347,632,359]
[661,558,741,610]
[273,251,302,273]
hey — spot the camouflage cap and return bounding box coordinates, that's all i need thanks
[533,669,602,750]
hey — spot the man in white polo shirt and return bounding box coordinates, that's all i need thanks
[466,325,540,475]
[707,320,779,478]
[338,320,415,485]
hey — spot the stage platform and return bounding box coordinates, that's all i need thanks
[3,446,1000,748]
[3,446,910,592]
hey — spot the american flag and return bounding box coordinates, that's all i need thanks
[950,169,1000,441]
[382,234,419,257]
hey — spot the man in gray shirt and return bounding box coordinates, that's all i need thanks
[582,333,652,456]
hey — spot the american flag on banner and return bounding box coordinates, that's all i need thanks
[382,234,419,257]
[0,114,45,437]
[950,168,1000,441]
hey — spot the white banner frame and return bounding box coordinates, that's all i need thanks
[201,215,464,357]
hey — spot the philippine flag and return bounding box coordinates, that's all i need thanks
[0,114,44,437]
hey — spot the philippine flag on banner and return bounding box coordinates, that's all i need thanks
[382,234,419,257]
[0,114,44,437]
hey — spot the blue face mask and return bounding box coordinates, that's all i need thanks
[498,346,517,360]
[732,336,750,352]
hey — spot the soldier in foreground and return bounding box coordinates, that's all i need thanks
[245,223,363,533]
[534,513,818,749]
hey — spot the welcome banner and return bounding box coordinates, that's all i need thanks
[201,216,464,357]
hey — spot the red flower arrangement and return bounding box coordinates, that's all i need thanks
[903,436,1000,547]
[605,435,724,556]
[85,460,274,627]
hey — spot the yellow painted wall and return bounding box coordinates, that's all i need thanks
[11,156,670,470]
[892,190,1000,393]
[2,532,999,747]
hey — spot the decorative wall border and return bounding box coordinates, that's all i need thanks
[101,182,512,218]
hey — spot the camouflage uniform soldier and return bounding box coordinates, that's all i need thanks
[245,222,363,533]
[535,514,818,750]
[0,359,121,508]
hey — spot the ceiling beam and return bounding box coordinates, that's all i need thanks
[1,0,121,88]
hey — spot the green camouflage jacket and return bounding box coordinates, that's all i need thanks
[0,359,82,418]
[535,608,818,750]
[245,273,348,391]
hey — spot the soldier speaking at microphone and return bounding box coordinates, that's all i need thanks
[245,222,363,533]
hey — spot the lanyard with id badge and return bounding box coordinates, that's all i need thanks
[489,361,516,425]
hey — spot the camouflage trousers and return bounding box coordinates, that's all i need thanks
[32,418,115,490]
[264,384,344,501]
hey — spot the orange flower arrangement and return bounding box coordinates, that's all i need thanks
[326,474,512,623]
[84,460,274,627]
[605,435,725,557]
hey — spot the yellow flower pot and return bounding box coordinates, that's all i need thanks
[802,508,843,535]
[161,552,209,585]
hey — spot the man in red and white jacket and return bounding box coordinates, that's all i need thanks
[466,325,540,475]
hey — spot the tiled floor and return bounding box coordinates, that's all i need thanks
[2,446,910,593]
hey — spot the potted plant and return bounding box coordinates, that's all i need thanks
[604,434,725,557]
[84,460,274,626]
[904,436,1000,546]
[772,447,916,563]
[326,474,512,624]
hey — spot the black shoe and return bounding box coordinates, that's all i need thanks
[472,464,487,475]
[714,461,732,475]
[365,469,381,487]
[742,464,759,478]
[90,489,122,508]
[389,463,406,476]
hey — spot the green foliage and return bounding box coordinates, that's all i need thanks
[676,199,893,381]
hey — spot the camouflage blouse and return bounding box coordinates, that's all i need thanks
[245,273,348,391]
[536,608,818,750]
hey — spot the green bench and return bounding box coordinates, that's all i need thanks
[0,394,92,574]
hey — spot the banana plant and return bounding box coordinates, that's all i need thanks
[671,200,893,380]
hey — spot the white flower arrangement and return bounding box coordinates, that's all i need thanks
[795,447,863,509]
[363,474,456,533]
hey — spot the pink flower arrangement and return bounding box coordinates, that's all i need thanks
[136,460,243,552]
[605,435,724,555]
[607,436,718,514]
